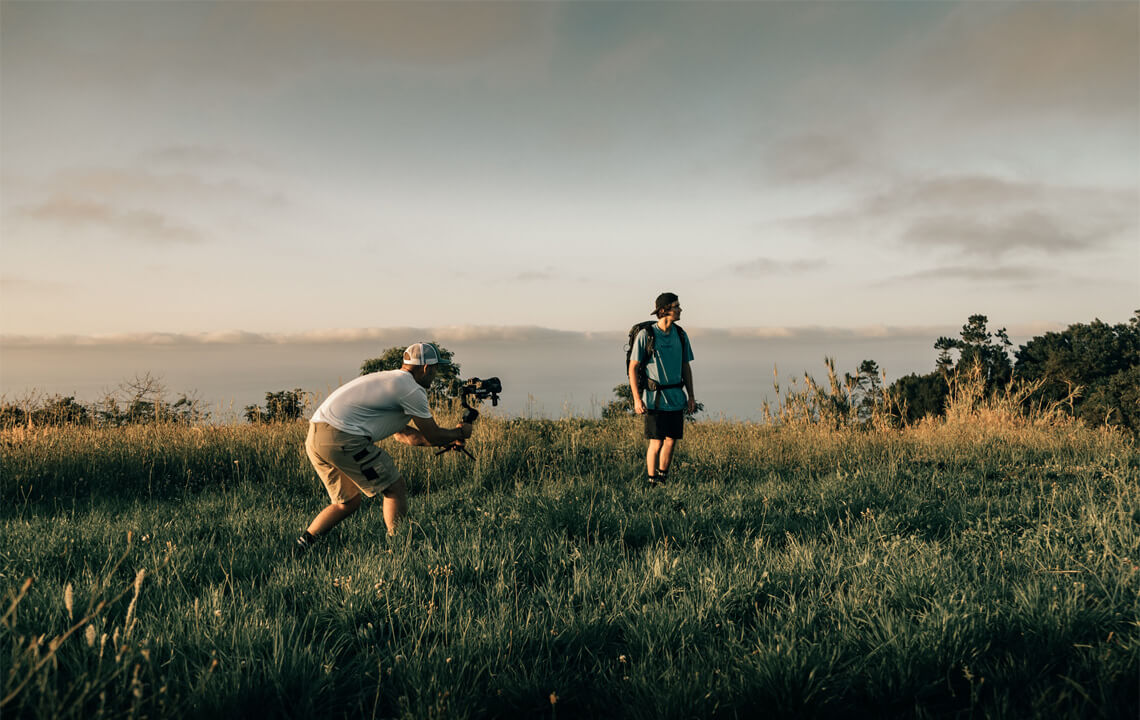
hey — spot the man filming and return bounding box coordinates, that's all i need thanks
[295,342,472,552]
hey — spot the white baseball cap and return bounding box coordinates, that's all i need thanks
[403,342,449,366]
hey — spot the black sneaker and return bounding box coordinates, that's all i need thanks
[292,531,318,556]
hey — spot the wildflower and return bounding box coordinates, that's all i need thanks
[63,583,74,620]
[549,693,558,705]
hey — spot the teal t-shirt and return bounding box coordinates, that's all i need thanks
[633,325,694,411]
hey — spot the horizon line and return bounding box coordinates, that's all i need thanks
[0,322,1072,348]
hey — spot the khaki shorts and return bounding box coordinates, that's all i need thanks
[305,422,400,504]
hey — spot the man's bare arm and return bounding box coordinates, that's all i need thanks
[682,360,696,412]
[410,415,471,446]
[629,358,646,414]
[391,426,431,446]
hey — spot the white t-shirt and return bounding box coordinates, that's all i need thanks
[310,369,433,441]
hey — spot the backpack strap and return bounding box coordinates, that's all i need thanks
[643,323,656,361]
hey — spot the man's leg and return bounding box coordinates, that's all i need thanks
[381,477,408,535]
[646,439,663,478]
[306,493,363,536]
[657,437,677,474]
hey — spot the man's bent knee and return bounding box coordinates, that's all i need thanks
[382,477,407,499]
[338,494,363,512]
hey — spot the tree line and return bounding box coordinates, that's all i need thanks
[0,373,207,428]
[2,312,1136,432]
[599,311,1139,432]
[885,312,1138,431]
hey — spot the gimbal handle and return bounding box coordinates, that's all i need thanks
[435,441,474,460]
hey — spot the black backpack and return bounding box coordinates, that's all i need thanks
[625,321,688,409]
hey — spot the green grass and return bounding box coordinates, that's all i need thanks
[1,414,1137,719]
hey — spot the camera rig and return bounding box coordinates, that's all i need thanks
[435,376,502,460]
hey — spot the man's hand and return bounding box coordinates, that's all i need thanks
[435,423,475,460]
[412,415,472,447]
[634,400,647,415]
[687,396,696,413]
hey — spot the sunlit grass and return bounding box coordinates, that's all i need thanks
[2,384,1137,718]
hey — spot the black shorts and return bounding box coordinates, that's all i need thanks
[644,410,684,440]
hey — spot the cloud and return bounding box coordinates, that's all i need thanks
[511,269,558,282]
[0,325,603,348]
[864,176,1132,218]
[763,133,871,183]
[9,323,1057,349]
[728,257,826,277]
[140,145,276,172]
[587,28,668,85]
[913,3,1139,116]
[3,162,295,247]
[46,166,290,208]
[877,264,1043,286]
[17,196,201,244]
[0,273,74,295]
[3,3,556,93]
[899,212,1115,258]
[785,174,1137,258]
[694,325,965,343]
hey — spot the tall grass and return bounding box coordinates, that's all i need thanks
[1,373,1137,718]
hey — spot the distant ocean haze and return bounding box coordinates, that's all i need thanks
[0,329,961,421]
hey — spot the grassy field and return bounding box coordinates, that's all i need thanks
[1,402,1137,718]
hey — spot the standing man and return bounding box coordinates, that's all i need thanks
[629,292,696,487]
[295,342,472,551]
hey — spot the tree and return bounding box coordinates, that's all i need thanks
[1014,310,1140,431]
[889,314,1013,424]
[887,372,948,424]
[1081,366,1140,432]
[30,395,91,426]
[94,373,208,426]
[601,384,634,418]
[360,344,462,404]
[934,314,1012,387]
[844,359,885,424]
[0,404,26,429]
[245,388,308,424]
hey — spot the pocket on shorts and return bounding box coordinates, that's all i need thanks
[350,445,381,468]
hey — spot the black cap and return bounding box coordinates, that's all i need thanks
[652,292,679,316]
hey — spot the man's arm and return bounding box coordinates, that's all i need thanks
[391,426,431,446]
[629,358,647,414]
[682,360,695,413]
[408,415,472,447]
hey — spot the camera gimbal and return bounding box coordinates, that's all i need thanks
[435,377,502,460]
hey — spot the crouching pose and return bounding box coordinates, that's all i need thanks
[295,342,472,551]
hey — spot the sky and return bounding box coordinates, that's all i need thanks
[0,1,1137,416]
